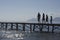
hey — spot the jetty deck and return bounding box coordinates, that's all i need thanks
[0,22,60,33]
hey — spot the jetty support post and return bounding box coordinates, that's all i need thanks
[23,24,25,31]
[33,24,35,31]
[0,23,1,28]
[47,25,49,32]
[52,25,54,33]
[40,24,43,32]
[5,23,7,30]
[1,23,3,29]
[38,24,41,32]
[16,23,18,31]
[30,24,32,32]
[11,23,13,30]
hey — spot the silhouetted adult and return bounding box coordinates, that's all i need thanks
[46,15,48,23]
[50,16,52,24]
[37,12,41,22]
[42,13,45,23]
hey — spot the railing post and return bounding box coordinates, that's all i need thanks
[23,24,25,31]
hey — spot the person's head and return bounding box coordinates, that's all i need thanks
[43,13,44,15]
[51,16,52,17]
[43,13,45,16]
[50,16,52,19]
[37,12,41,17]
[46,14,48,17]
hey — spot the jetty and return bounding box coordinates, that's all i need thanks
[0,22,60,33]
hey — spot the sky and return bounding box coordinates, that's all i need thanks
[0,0,60,22]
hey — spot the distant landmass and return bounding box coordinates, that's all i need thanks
[53,17,60,21]
[27,18,37,21]
[28,17,60,21]
[27,18,38,23]
[27,17,60,23]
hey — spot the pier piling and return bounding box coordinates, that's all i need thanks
[52,25,54,33]
[23,24,25,31]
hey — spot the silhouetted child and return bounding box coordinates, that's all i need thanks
[50,16,52,24]
[37,12,41,23]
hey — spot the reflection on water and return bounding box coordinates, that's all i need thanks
[0,30,60,40]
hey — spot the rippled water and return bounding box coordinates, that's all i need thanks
[0,30,60,40]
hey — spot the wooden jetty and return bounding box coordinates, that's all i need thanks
[0,22,60,33]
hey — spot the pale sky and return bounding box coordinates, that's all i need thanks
[0,0,60,22]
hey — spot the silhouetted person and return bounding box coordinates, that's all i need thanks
[50,16,52,24]
[46,15,48,23]
[42,13,45,23]
[37,12,41,22]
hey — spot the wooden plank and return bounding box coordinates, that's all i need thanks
[0,22,60,26]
